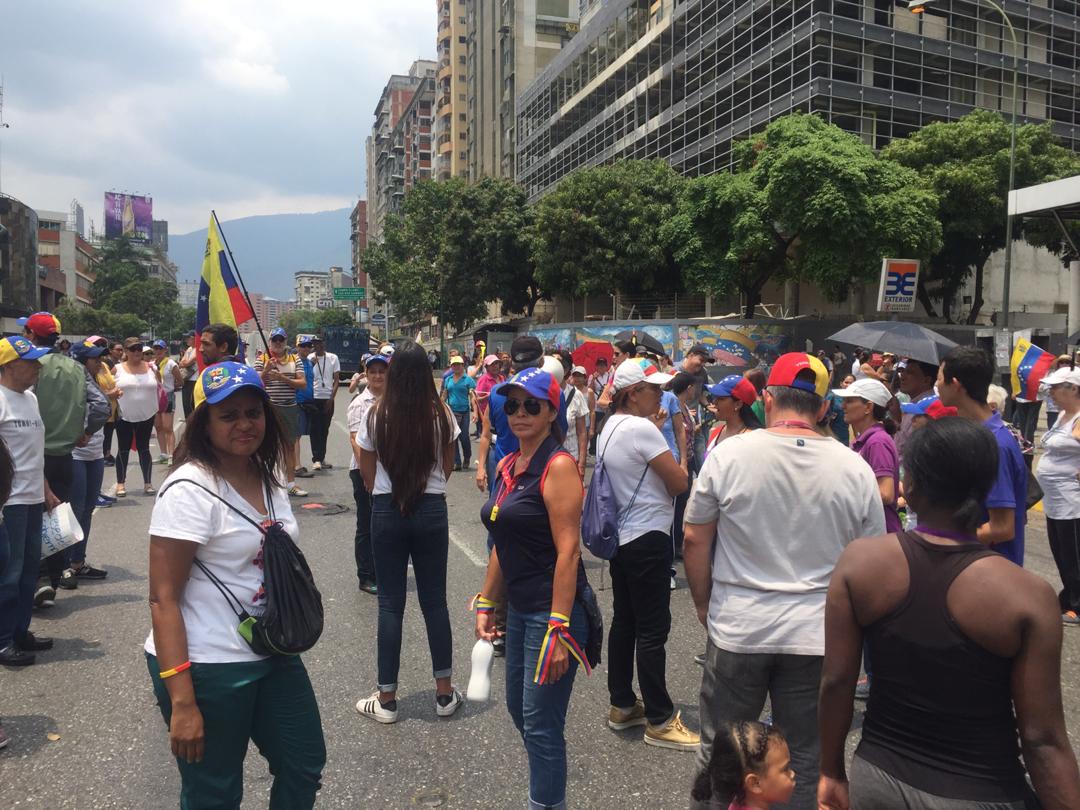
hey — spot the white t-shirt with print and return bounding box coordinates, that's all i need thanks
[562,386,590,460]
[685,429,886,657]
[347,388,378,471]
[357,406,460,497]
[310,352,340,399]
[143,462,300,663]
[596,413,674,545]
[0,386,44,505]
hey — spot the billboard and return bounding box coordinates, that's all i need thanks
[104,192,153,242]
[876,258,920,313]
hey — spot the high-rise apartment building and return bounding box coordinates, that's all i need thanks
[366,60,438,243]
[36,209,96,310]
[350,199,368,283]
[518,0,1080,201]
[436,0,471,180]
[247,292,297,330]
[466,0,580,180]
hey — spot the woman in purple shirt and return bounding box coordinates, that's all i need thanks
[835,378,901,533]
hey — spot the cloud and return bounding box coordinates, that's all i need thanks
[0,0,435,232]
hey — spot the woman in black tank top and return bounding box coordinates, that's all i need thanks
[819,418,1080,810]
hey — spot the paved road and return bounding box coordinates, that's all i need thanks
[2,392,1079,808]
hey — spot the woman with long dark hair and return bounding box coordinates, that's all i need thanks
[146,362,325,807]
[114,337,161,496]
[355,340,463,723]
[820,418,1080,809]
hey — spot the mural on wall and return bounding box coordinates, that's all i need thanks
[691,322,792,368]
[528,324,677,358]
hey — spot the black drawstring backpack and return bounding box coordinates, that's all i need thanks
[159,479,324,656]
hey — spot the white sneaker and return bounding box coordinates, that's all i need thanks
[288,484,308,497]
[355,692,397,724]
[312,461,322,471]
[670,575,677,591]
[435,688,463,717]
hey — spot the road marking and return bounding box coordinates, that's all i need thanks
[450,527,486,568]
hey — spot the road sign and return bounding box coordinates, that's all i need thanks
[333,286,366,301]
[370,313,387,324]
[876,258,919,313]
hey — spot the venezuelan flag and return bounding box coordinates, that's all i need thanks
[196,215,254,334]
[1010,338,1054,400]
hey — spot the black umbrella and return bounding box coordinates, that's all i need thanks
[613,329,665,357]
[828,321,957,365]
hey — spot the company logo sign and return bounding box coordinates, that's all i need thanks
[876,259,920,314]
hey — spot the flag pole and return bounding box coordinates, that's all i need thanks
[211,209,271,357]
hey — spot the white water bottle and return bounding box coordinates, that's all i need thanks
[466,639,495,702]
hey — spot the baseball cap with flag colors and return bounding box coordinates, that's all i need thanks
[495,368,563,412]
[767,353,830,397]
[193,362,267,409]
[18,312,61,337]
[0,336,50,365]
[611,357,676,392]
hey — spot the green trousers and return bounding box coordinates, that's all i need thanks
[147,653,326,810]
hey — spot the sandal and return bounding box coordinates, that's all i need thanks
[144,484,156,496]
[115,485,126,498]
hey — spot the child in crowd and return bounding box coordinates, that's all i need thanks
[692,721,795,810]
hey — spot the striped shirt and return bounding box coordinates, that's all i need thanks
[254,351,303,406]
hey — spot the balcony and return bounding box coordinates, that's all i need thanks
[438,140,454,155]
[438,63,453,82]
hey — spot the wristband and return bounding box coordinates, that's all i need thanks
[534,612,591,684]
[471,593,499,614]
[159,660,191,680]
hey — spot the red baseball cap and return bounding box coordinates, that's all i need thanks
[18,312,61,338]
[767,353,830,397]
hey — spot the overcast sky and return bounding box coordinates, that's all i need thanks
[0,0,435,234]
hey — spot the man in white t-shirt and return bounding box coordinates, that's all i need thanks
[347,352,388,594]
[683,352,886,810]
[306,336,340,471]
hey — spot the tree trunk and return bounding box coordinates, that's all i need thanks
[917,283,939,318]
[742,287,760,319]
[966,259,986,324]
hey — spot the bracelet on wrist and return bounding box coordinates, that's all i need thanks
[471,593,499,614]
[159,660,191,680]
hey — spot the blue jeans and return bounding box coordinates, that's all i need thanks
[67,457,105,566]
[0,503,45,647]
[452,411,471,467]
[505,603,587,810]
[371,493,452,691]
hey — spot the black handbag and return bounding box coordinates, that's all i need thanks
[159,479,324,656]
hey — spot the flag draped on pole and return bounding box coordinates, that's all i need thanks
[196,215,254,334]
[1010,337,1054,399]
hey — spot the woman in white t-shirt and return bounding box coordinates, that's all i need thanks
[597,358,697,750]
[113,337,161,497]
[146,362,325,807]
[153,340,183,465]
[347,352,389,594]
[355,341,463,724]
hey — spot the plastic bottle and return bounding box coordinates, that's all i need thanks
[466,639,495,702]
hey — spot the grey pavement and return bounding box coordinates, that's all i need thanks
[1,393,1079,808]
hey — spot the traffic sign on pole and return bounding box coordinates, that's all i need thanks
[333,287,366,301]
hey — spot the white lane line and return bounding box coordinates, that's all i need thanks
[450,527,486,568]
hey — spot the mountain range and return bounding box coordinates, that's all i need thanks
[169,208,353,300]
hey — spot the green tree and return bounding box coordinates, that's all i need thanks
[531,159,684,299]
[666,114,941,317]
[278,309,321,336]
[883,109,1080,322]
[315,307,355,328]
[89,237,146,303]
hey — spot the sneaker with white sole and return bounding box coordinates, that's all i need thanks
[435,688,463,717]
[355,692,397,724]
[608,700,647,730]
[644,711,700,751]
[312,461,322,471]
[288,485,308,497]
[33,585,56,609]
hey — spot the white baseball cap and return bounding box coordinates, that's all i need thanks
[611,358,675,392]
[571,365,586,376]
[1043,366,1080,387]
[832,378,893,407]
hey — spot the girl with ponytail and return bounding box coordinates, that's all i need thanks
[691,721,794,809]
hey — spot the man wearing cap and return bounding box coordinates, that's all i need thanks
[474,355,504,447]
[937,346,1028,566]
[894,359,939,461]
[20,313,109,606]
[305,336,339,471]
[0,336,55,665]
[443,354,477,471]
[255,328,308,495]
[178,331,199,419]
[293,336,316,478]
[347,352,389,594]
[153,340,183,465]
[683,352,886,809]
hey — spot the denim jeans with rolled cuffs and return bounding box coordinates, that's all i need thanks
[371,493,453,691]
[67,457,105,566]
[0,503,44,648]
[505,603,587,810]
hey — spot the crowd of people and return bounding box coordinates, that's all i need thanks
[3,313,1080,810]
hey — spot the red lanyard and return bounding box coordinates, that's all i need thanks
[772,420,817,431]
[489,452,524,522]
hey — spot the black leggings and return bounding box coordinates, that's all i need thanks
[115,417,154,485]
[103,421,115,457]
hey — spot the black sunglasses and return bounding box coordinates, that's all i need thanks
[503,397,544,416]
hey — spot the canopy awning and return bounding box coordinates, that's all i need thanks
[1009,174,1080,259]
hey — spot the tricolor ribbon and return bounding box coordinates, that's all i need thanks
[534,612,591,684]
[471,593,498,614]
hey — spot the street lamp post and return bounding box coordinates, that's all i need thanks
[910,0,1020,328]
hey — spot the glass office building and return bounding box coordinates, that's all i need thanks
[517,0,1080,200]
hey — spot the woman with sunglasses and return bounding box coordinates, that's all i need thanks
[146,362,325,808]
[599,358,697,751]
[476,368,592,810]
[114,337,162,497]
[703,375,762,456]
[355,341,463,723]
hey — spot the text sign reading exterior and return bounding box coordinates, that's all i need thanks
[332,287,366,301]
[876,259,920,313]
